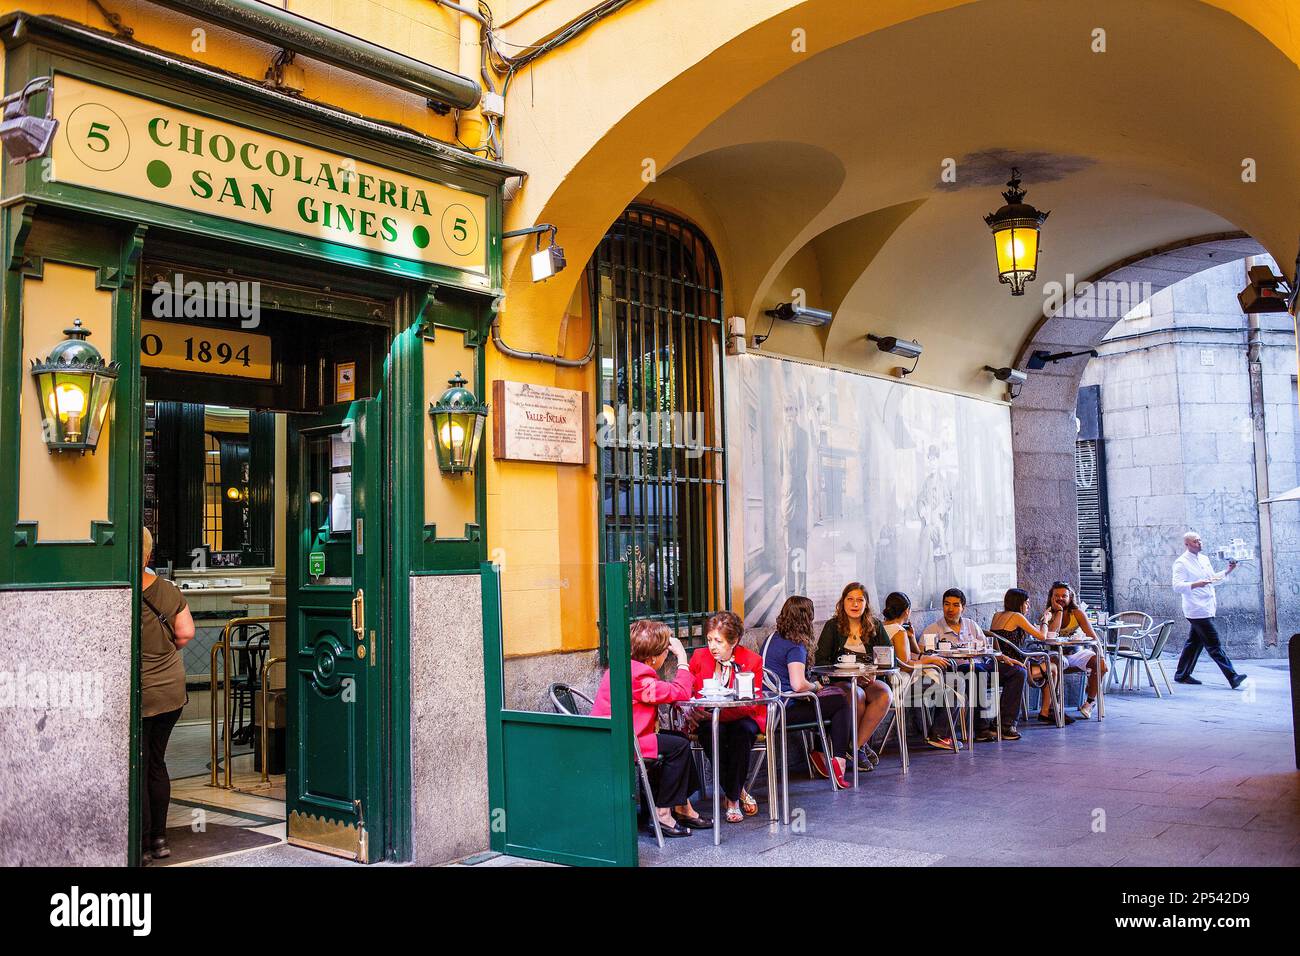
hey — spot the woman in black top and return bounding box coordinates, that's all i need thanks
[813,582,894,771]
[990,588,1069,725]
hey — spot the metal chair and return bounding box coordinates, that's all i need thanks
[229,624,270,745]
[1116,620,1176,697]
[989,630,1060,727]
[898,661,964,752]
[549,681,663,848]
[757,643,843,825]
[1105,611,1152,686]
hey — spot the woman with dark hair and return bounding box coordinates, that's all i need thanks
[813,582,893,770]
[881,591,956,750]
[763,596,854,789]
[1043,582,1108,719]
[687,611,767,822]
[990,588,1068,724]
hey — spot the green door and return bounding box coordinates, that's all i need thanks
[286,399,385,862]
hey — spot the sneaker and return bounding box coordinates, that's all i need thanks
[830,757,850,789]
[1079,699,1095,719]
[1038,711,1076,725]
[1001,725,1021,740]
[925,735,955,751]
[859,744,880,767]
[975,728,1000,743]
[1174,675,1202,685]
[809,751,830,779]
[1229,674,1249,690]
[854,747,876,772]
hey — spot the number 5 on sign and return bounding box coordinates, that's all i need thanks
[140,320,272,380]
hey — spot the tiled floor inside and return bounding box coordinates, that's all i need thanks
[640,659,1299,867]
[159,722,289,867]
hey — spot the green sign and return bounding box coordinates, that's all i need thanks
[309,551,326,577]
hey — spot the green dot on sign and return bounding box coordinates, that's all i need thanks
[412,225,430,249]
[146,160,172,188]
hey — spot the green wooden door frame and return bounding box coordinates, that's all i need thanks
[482,562,638,867]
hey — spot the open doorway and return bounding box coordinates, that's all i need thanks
[136,268,393,866]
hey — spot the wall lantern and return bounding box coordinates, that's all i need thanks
[983,167,1050,296]
[29,319,118,454]
[429,371,488,476]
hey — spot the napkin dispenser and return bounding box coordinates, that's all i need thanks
[736,670,755,699]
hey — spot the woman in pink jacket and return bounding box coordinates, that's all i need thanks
[591,619,710,837]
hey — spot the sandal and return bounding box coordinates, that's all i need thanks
[724,806,744,824]
[739,792,759,816]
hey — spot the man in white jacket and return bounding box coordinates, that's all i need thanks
[1170,531,1247,688]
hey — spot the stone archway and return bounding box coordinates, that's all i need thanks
[1010,234,1266,599]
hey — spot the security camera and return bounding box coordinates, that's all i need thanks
[1237,265,1291,314]
[765,302,833,327]
[985,366,1028,386]
[1,77,57,164]
[867,334,923,360]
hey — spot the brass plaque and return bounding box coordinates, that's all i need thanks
[287,809,368,863]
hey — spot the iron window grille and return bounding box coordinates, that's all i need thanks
[591,206,730,656]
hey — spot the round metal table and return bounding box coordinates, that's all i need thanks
[932,648,1002,751]
[676,691,782,846]
[1035,636,1107,724]
[808,664,907,778]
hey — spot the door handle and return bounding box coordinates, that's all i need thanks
[351,588,365,647]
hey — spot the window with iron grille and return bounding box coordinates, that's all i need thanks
[591,206,729,650]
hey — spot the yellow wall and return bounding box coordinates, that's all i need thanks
[3,0,473,145]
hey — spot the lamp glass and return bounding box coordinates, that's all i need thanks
[993,224,1040,283]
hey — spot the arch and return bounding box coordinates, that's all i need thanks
[497,0,1300,368]
[1010,234,1267,600]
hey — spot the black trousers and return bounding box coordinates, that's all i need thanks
[645,731,702,809]
[783,692,852,757]
[1175,617,1239,682]
[955,660,1026,729]
[696,716,759,802]
[140,706,183,845]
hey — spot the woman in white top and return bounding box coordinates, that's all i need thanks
[881,591,955,750]
[1042,582,1107,718]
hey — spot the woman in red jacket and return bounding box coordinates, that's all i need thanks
[688,611,767,823]
[591,619,710,837]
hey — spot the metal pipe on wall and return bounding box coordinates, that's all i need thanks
[147,0,482,109]
[1246,294,1280,647]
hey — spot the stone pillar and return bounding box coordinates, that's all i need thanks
[0,588,132,865]
[409,573,489,865]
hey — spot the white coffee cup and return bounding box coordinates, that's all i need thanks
[837,653,857,666]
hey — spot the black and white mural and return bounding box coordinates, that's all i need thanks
[740,354,1016,625]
